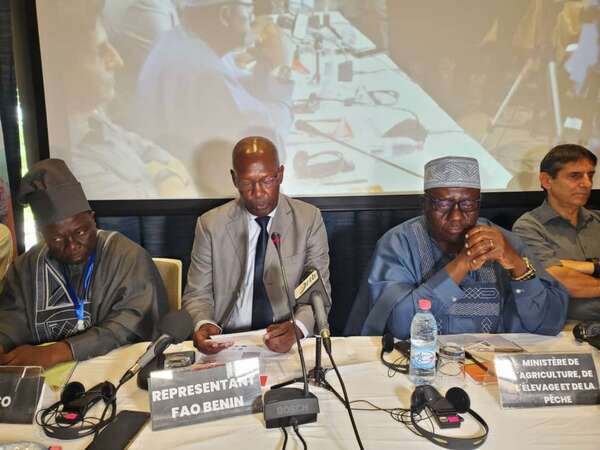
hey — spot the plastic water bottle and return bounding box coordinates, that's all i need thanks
[409,299,438,385]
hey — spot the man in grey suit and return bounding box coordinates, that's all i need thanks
[183,136,331,354]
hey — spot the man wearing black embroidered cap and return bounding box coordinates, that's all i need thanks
[0,159,168,369]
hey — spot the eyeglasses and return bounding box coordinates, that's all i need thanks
[425,194,480,213]
[236,173,280,192]
[48,228,92,247]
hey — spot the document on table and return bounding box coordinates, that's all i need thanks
[203,329,290,364]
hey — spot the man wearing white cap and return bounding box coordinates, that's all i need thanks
[0,159,168,368]
[353,156,568,339]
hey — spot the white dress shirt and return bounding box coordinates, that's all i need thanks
[197,206,308,337]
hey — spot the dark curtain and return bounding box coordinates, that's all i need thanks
[0,0,23,249]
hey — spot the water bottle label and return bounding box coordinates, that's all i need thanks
[412,350,436,369]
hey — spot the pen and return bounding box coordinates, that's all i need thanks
[464,351,492,374]
[492,348,523,353]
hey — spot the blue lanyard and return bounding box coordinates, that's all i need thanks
[60,252,96,322]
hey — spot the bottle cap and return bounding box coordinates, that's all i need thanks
[418,299,431,310]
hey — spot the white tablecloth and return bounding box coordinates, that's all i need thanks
[1,332,599,449]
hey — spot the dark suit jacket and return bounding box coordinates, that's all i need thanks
[182,194,331,333]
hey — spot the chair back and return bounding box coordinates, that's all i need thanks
[152,257,182,311]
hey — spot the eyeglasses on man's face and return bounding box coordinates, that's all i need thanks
[236,172,280,192]
[425,193,480,214]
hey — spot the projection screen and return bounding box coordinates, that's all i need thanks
[35,0,600,200]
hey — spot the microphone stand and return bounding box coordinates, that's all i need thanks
[262,233,319,429]
[271,336,345,404]
[271,234,309,396]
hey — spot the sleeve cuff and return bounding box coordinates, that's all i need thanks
[428,268,464,302]
[194,320,222,334]
[294,319,309,339]
[510,276,545,297]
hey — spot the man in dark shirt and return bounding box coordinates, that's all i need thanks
[0,159,167,368]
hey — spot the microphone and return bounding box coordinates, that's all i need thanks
[294,267,331,352]
[262,232,319,429]
[573,321,600,350]
[270,232,309,393]
[119,309,193,385]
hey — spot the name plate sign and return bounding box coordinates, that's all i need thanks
[149,357,261,430]
[0,366,43,424]
[495,353,599,408]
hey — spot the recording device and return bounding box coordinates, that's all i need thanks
[85,410,150,450]
[38,381,117,439]
[120,309,193,385]
[137,351,196,390]
[294,266,332,352]
[410,385,489,449]
[573,321,600,350]
[380,333,409,374]
[262,232,319,429]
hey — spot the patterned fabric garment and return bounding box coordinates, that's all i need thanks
[409,217,501,334]
[0,230,167,361]
[357,216,569,339]
[34,258,93,342]
[31,235,117,343]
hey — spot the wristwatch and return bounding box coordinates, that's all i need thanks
[586,257,600,278]
[512,257,536,281]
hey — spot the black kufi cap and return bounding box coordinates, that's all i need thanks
[18,159,90,226]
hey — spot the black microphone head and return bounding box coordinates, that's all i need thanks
[573,322,585,342]
[158,309,193,343]
[302,266,320,279]
[271,232,282,248]
[382,333,395,353]
[573,321,600,342]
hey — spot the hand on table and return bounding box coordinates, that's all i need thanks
[263,321,302,353]
[192,324,233,355]
[0,341,72,369]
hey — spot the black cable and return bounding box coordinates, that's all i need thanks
[386,355,409,378]
[325,347,364,450]
[293,424,308,450]
[349,399,437,434]
[92,378,124,439]
[281,427,288,450]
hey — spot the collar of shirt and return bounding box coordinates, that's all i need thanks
[537,199,593,228]
[245,207,278,232]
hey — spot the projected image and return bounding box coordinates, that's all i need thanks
[36,0,600,200]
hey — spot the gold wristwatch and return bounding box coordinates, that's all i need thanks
[512,257,536,281]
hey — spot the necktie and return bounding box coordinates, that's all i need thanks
[251,216,273,329]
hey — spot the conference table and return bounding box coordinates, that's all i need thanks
[1,332,599,449]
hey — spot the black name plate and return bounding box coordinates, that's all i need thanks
[496,353,599,408]
[0,366,43,424]
[149,357,261,430]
